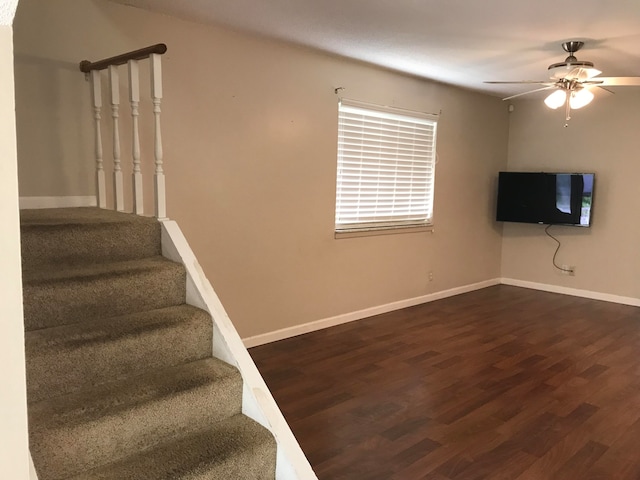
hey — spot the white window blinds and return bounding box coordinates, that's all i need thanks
[335,99,438,232]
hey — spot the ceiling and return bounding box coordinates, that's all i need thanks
[110,0,640,98]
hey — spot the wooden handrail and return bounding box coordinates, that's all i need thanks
[79,43,167,73]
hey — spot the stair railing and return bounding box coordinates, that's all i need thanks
[80,44,168,219]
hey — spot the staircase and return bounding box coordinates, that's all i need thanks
[21,207,277,480]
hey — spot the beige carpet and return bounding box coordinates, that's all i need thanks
[22,207,276,480]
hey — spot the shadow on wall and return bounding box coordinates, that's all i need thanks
[15,53,95,197]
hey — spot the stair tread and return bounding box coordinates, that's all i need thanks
[23,255,187,331]
[29,358,244,479]
[26,304,208,351]
[66,414,276,480]
[20,207,158,226]
[26,304,213,402]
[20,208,162,270]
[29,357,240,430]
[23,255,180,283]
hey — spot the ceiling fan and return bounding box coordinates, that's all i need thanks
[485,41,640,124]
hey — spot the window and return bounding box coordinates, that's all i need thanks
[335,99,438,234]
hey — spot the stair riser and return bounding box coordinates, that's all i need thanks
[21,221,161,268]
[65,415,277,480]
[177,440,277,480]
[23,264,186,330]
[26,313,213,403]
[30,375,243,480]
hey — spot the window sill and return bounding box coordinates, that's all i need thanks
[334,225,434,239]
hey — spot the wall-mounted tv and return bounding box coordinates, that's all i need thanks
[496,172,594,227]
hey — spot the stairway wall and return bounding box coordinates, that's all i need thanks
[0,20,30,480]
[161,220,317,479]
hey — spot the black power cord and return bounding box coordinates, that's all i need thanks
[544,224,573,274]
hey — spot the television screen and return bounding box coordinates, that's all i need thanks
[496,172,594,227]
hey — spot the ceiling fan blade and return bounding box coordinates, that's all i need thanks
[485,80,552,85]
[552,67,602,81]
[596,86,615,94]
[574,67,601,80]
[502,86,557,101]
[550,66,601,81]
[595,77,640,86]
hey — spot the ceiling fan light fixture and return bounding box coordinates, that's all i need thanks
[486,41,640,124]
[544,90,567,109]
[569,88,594,109]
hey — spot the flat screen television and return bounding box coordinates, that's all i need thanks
[496,172,594,227]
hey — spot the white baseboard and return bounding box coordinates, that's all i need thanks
[19,196,97,209]
[501,278,640,307]
[244,277,640,348]
[243,278,501,348]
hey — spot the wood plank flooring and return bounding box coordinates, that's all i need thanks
[249,285,640,480]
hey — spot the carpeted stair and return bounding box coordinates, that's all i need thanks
[21,207,276,480]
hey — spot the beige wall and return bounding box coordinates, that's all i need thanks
[503,93,640,299]
[14,0,508,338]
[0,21,30,479]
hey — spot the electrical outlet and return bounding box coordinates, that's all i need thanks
[428,271,434,282]
[562,265,576,276]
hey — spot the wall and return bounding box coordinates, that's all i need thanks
[0,7,31,479]
[14,0,509,338]
[503,93,640,301]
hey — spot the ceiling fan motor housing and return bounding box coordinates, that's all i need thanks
[562,41,584,54]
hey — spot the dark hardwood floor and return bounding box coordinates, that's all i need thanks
[249,285,640,480]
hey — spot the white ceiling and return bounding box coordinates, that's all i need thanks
[110,0,640,98]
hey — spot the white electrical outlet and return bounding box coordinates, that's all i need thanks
[561,265,576,276]
[428,271,434,282]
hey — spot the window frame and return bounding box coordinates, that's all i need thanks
[334,98,438,235]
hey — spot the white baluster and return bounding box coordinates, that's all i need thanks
[90,70,106,209]
[108,65,124,211]
[150,53,166,219]
[128,59,143,215]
